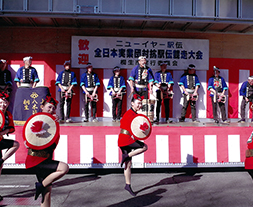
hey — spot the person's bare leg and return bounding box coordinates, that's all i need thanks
[42,162,69,187]
[0,141,19,175]
[41,186,52,207]
[128,144,148,158]
[124,160,136,196]
[124,160,132,184]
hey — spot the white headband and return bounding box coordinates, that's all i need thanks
[138,56,146,60]
[23,56,32,61]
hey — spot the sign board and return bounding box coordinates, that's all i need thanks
[71,36,209,70]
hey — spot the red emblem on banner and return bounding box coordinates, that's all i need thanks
[78,39,89,50]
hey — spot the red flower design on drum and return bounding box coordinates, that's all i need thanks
[30,121,46,135]
[139,122,149,132]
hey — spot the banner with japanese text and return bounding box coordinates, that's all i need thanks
[71,36,209,70]
[13,87,50,121]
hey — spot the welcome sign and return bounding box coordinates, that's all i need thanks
[71,36,209,70]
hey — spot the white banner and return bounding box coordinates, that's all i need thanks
[71,36,209,70]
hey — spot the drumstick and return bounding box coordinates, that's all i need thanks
[128,91,133,98]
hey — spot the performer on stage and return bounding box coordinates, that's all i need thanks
[178,64,201,122]
[129,56,154,98]
[107,66,126,122]
[153,62,174,124]
[238,76,253,123]
[129,56,154,121]
[24,96,69,207]
[80,63,100,122]
[0,92,19,201]
[118,94,148,196]
[0,59,12,94]
[55,60,77,123]
[208,66,229,123]
[14,56,39,88]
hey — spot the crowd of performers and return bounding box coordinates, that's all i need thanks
[2,56,253,124]
[1,55,253,206]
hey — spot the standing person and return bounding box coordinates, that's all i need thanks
[80,63,100,122]
[208,66,229,123]
[178,64,201,122]
[129,56,154,121]
[0,92,19,201]
[0,59,12,94]
[238,76,253,123]
[118,94,148,196]
[14,56,39,88]
[24,96,69,207]
[55,60,77,123]
[129,56,154,98]
[107,66,126,122]
[153,62,174,124]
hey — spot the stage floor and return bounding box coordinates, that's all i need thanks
[15,118,252,127]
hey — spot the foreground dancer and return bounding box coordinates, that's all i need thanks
[24,96,69,207]
[245,131,253,181]
[118,94,149,196]
[0,92,19,201]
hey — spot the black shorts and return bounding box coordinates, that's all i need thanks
[120,140,145,155]
[32,158,59,183]
[0,139,14,158]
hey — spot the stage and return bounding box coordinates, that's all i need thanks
[4,118,252,169]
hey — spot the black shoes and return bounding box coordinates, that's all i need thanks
[125,184,136,196]
[0,158,4,166]
[179,117,185,122]
[120,154,130,167]
[35,182,46,203]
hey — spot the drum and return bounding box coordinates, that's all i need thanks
[60,86,73,98]
[186,93,198,101]
[20,83,32,87]
[130,114,152,141]
[139,99,155,122]
[217,94,226,103]
[23,112,59,150]
[112,92,126,100]
[85,94,98,102]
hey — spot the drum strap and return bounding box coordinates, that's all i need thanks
[246,149,253,157]
[28,148,50,158]
[120,129,131,136]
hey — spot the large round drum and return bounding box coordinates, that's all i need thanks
[23,112,59,150]
[0,111,5,130]
[130,114,152,141]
